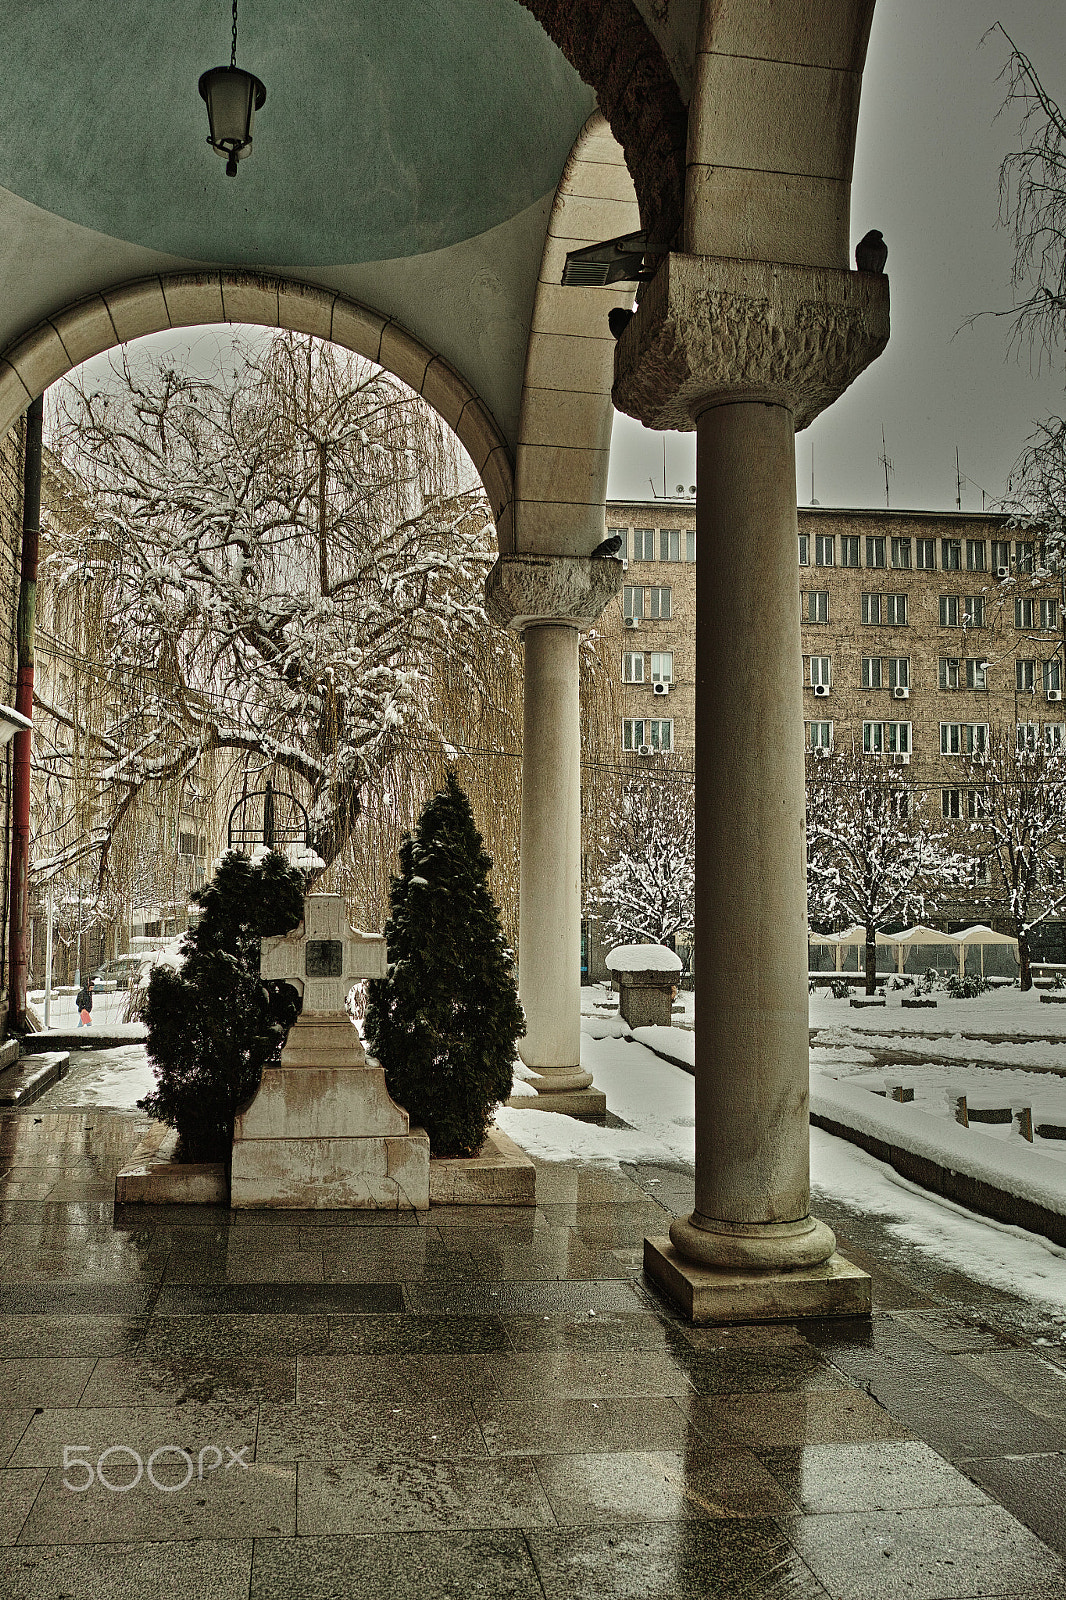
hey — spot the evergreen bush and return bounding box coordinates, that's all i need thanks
[138,850,306,1161]
[364,771,525,1158]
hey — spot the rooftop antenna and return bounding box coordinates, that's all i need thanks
[810,442,820,506]
[878,426,894,509]
[955,446,963,511]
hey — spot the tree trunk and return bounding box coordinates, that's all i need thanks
[865,928,877,995]
[1018,930,1032,991]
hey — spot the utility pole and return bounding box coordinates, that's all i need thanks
[8,395,43,1030]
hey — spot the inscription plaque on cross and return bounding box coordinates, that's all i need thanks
[261,893,386,1017]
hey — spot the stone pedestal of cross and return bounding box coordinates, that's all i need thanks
[230,893,429,1209]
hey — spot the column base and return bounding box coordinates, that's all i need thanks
[644,1236,871,1325]
[506,1085,607,1119]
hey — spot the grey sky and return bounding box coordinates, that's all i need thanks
[607,0,1066,513]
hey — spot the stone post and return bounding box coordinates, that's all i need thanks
[485,553,622,1116]
[613,254,890,1322]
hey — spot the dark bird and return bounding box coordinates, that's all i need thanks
[608,307,634,339]
[855,229,888,274]
[590,533,623,559]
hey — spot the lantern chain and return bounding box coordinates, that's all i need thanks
[231,0,239,69]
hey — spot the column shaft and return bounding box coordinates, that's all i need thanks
[518,623,589,1087]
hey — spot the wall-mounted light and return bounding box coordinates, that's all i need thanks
[198,0,266,177]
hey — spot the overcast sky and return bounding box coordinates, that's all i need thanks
[607,0,1066,514]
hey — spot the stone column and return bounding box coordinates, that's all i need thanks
[485,553,622,1117]
[612,254,890,1322]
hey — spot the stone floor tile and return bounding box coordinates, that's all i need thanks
[18,1461,295,1544]
[249,1529,544,1599]
[0,1536,254,1599]
[530,1165,653,1205]
[295,1453,554,1535]
[790,1501,1066,1599]
[0,1469,46,1543]
[428,1205,549,1236]
[502,1310,684,1355]
[112,1203,232,1229]
[476,1396,691,1457]
[533,1446,797,1524]
[0,1249,165,1285]
[325,1312,509,1355]
[0,1410,32,1467]
[761,1440,991,1514]
[79,1354,296,1407]
[406,1277,647,1317]
[296,1352,503,1406]
[256,1397,486,1464]
[500,1349,692,1400]
[460,1237,610,1281]
[142,1312,330,1360]
[0,1285,153,1316]
[677,1347,848,1397]
[537,1201,673,1242]
[0,1316,147,1360]
[0,1201,116,1228]
[321,1251,474,1284]
[889,1307,1008,1354]
[955,1347,1066,1422]
[151,1282,403,1316]
[526,1517,830,1599]
[674,1322,812,1352]
[680,1389,912,1450]
[8,1399,259,1469]
[961,1450,1066,1560]
[0,1357,97,1409]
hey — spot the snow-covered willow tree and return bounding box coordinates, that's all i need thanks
[805,745,966,995]
[36,332,522,929]
[584,756,694,950]
[960,728,1066,989]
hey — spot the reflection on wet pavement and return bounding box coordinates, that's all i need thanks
[0,1105,1062,1598]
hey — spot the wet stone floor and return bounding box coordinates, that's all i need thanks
[0,1108,1064,1598]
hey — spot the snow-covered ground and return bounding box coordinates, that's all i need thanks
[27,987,134,1029]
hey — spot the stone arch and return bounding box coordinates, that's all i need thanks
[0,271,515,550]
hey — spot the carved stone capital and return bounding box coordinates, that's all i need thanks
[485,553,623,633]
[612,253,890,432]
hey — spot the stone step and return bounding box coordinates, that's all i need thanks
[0,1037,18,1072]
[0,1050,70,1107]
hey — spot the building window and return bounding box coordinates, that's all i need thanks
[866,535,886,568]
[622,652,644,684]
[648,586,671,619]
[809,721,833,752]
[1012,597,1054,630]
[963,595,985,627]
[1046,660,1062,694]
[971,858,992,887]
[1042,598,1058,630]
[650,651,673,684]
[608,527,628,559]
[940,657,960,690]
[941,722,988,756]
[623,718,672,752]
[803,590,829,623]
[1017,659,1036,693]
[886,593,908,625]
[942,788,962,819]
[1017,722,1040,753]
[799,533,810,566]
[632,527,655,561]
[968,789,987,818]
[967,539,987,572]
[809,655,831,687]
[840,536,860,567]
[863,721,910,755]
[892,789,911,820]
[991,539,1009,572]
[863,720,884,753]
[916,538,936,569]
[1048,854,1066,883]
[660,528,681,562]
[626,584,671,619]
[685,529,696,563]
[861,592,882,624]
[1016,598,1034,628]
[861,656,883,689]
[942,538,962,571]
[891,537,911,569]
[1016,540,1036,574]
[940,595,959,627]
[889,657,910,690]
[623,585,644,619]
[815,533,834,567]
[178,832,205,857]
[966,658,988,690]
[1046,723,1065,751]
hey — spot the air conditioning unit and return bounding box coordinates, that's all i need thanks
[813,683,829,697]
[891,752,911,766]
[1049,689,1063,702]
[653,681,670,696]
[892,686,909,700]
[621,558,629,571]
[996,566,1011,579]
[624,615,640,629]
[814,746,831,758]
[637,743,653,757]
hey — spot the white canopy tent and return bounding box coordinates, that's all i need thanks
[809,923,1019,979]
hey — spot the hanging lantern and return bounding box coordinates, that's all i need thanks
[198,0,266,177]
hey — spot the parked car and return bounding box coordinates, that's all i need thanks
[92,954,149,990]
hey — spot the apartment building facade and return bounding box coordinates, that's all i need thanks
[597,499,1066,960]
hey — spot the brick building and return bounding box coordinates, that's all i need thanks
[596,499,1066,961]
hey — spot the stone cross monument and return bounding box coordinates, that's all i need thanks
[230,893,429,1209]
